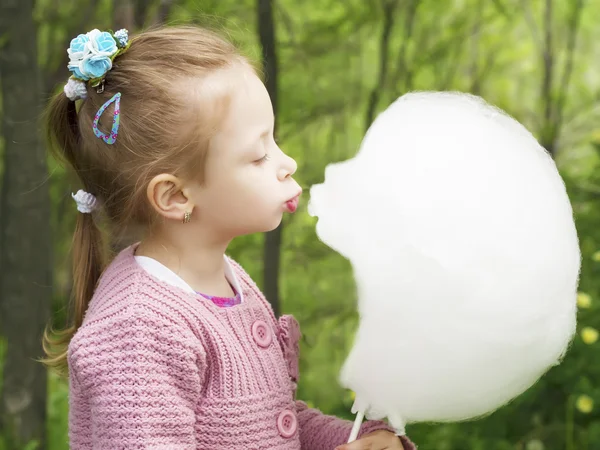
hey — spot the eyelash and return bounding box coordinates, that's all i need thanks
[255,153,270,164]
[253,135,278,164]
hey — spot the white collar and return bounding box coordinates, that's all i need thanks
[134,255,244,302]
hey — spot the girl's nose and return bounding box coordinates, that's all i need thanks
[278,152,297,181]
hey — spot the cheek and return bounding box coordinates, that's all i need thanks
[206,167,248,198]
[236,170,277,200]
[223,192,282,234]
[212,174,274,215]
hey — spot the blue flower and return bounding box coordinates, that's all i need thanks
[93,32,118,55]
[114,29,129,47]
[68,34,91,79]
[66,29,121,81]
[68,64,88,80]
[69,34,89,54]
[82,57,113,80]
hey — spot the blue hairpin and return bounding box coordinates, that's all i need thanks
[93,92,121,145]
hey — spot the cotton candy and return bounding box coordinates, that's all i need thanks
[308,92,580,434]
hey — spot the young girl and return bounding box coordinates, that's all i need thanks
[43,25,416,450]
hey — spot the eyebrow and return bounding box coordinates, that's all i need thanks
[247,116,275,149]
[255,122,274,143]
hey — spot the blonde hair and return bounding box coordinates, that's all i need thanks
[42,25,250,376]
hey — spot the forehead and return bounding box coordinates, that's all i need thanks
[208,67,274,155]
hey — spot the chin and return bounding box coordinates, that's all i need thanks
[241,212,283,235]
[265,218,283,232]
[263,213,284,232]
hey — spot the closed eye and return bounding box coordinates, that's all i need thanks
[254,153,270,164]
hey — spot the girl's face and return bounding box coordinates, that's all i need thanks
[188,67,302,239]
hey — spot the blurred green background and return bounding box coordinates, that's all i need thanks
[1,0,600,449]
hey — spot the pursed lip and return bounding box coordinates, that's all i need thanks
[284,189,303,213]
[288,188,302,201]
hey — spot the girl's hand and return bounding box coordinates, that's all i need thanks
[335,430,404,450]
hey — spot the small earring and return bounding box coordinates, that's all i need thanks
[183,211,191,224]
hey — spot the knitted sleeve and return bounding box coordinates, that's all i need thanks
[68,304,205,449]
[295,401,416,450]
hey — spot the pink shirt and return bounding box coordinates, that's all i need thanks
[67,244,416,449]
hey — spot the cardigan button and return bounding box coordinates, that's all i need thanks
[252,320,272,348]
[277,409,298,438]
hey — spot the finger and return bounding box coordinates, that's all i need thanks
[335,437,375,450]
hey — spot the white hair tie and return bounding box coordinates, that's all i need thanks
[72,190,98,214]
[64,78,88,101]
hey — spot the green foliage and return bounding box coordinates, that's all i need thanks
[46,373,69,450]
[0,436,40,450]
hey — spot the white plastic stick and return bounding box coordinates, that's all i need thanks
[347,410,365,443]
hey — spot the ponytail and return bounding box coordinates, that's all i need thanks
[71,212,105,330]
[41,90,106,377]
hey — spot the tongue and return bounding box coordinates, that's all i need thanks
[286,198,298,213]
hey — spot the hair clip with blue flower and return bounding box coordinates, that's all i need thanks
[64,28,129,144]
[63,28,129,101]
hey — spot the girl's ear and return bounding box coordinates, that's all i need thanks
[146,173,193,222]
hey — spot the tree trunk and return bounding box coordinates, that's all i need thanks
[134,0,151,28]
[468,0,483,95]
[539,0,555,155]
[365,0,398,131]
[114,0,136,31]
[257,0,281,317]
[43,0,100,96]
[0,0,52,448]
[154,0,175,25]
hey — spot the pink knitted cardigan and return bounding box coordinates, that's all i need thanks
[67,244,416,449]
